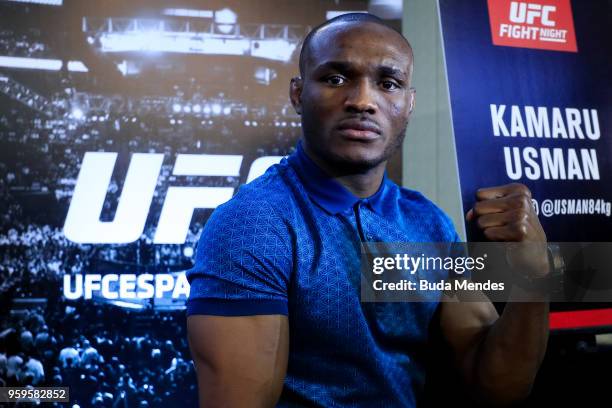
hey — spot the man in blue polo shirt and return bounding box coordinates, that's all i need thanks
[186,13,551,407]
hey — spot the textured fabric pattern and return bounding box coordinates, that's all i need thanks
[186,142,459,407]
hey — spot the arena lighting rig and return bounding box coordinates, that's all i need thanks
[0,56,88,72]
[3,0,62,5]
[82,15,308,62]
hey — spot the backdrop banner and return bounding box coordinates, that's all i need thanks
[0,1,402,406]
[438,0,611,242]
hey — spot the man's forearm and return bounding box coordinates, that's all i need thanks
[462,183,552,405]
[472,289,549,405]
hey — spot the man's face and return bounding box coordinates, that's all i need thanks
[291,22,415,173]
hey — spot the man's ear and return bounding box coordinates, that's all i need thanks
[289,76,303,115]
[408,89,416,113]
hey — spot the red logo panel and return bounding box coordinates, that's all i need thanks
[487,0,578,52]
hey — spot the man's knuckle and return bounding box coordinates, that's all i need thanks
[483,228,496,240]
[511,183,532,198]
[509,196,522,209]
[512,210,528,223]
[521,196,533,211]
[513,222,529,239]
[511,195,531,211]
[476,216,487,229]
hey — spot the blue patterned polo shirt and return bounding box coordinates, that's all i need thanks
[186,141,460,407]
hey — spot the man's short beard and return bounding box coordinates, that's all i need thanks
[309,126,408,175]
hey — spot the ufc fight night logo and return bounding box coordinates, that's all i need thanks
[487,0,578,52]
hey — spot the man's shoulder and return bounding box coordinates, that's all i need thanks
[239,159,294,199]
[392,183,439,212]
[209,159,296,223]
[192,160,295,271]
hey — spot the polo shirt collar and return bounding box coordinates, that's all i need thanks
[288,141,390,215]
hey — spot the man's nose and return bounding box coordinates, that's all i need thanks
[344,79,377,114]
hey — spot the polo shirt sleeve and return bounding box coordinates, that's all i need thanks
[185,196,292,316]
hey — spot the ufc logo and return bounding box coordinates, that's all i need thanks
[63,152,282,244]
[509,2,556,26]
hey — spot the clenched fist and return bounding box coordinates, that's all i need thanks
[466,183,549,278]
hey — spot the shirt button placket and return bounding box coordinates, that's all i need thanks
[353,201,368,242]
[354,201,375,242]
[364,217,374,241]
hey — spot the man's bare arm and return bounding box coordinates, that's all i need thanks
[441,183,550,405]
[187,315,289,408]
[440,293,548,405]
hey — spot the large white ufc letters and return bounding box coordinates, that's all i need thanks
[509,2,556,27]
[63,152,282,244]
[64,152,163,244]
[153,154,242,244]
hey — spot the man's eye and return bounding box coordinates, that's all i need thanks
[381,80,400,91]
[325,75,346,86]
